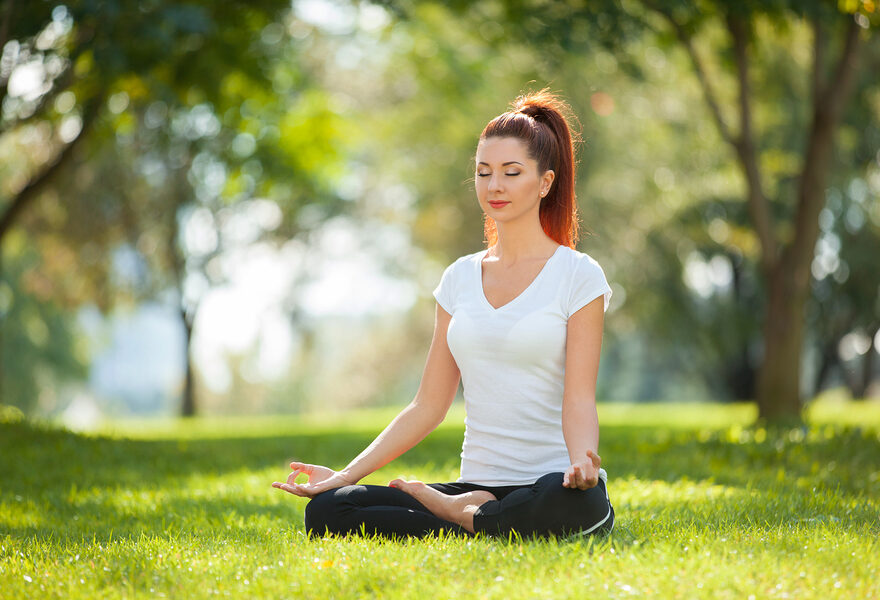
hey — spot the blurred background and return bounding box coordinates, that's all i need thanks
[1,0,878,429]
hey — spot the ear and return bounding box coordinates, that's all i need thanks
[540,170,555,197]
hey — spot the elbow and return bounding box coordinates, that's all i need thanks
[408,396,451,430]
[562,393,597,411]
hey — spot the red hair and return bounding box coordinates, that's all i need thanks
[479,89,581,249]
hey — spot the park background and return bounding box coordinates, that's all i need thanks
[1,1,879,598]
[2,0,879,425]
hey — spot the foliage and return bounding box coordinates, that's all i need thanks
[1,401,878,598]
[1,0,292,224]
[1,0,292,412]
[0,0,357,414]
[2,0,879,418]
[315,0,880,406]
[410,0,880,413]
[0,231,86,410]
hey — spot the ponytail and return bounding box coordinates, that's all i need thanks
[479,89,581,249]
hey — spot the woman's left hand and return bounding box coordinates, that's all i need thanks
[563,449,601,490]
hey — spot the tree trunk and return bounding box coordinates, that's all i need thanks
[756,259,808,420]
[180,308,196,417]
[0,244,4,404]
[753,17,862,421]
[813,339,838,398]
[854,324,879,399]
[724,252,756,400]
[0,97,102,242]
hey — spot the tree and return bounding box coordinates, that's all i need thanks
[433,0,878,418]
[0,1,329,414]
[0,0,292,238]
[808,185,880,399]
[631,1,878,418]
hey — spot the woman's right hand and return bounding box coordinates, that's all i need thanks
[271,462,356,498]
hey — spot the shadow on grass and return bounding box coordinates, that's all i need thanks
[2,419,878,545]
[0,420,464,494]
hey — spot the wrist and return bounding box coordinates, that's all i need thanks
[339,468,361,484]
[568,447,598,465]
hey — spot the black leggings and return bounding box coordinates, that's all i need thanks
[304,472,614,539]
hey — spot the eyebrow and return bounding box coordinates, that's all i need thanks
[477,161,524,166]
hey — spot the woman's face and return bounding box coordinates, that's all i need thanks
[475,136,554,227]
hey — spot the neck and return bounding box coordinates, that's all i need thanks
[491,217,559,264]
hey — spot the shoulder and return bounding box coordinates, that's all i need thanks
[557,245,607,276]
[458,248,487,264]
[559,246,612,315]
[436,248,484,288]
[441,249,484,274]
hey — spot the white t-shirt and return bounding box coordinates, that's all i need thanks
[433,244,612,486]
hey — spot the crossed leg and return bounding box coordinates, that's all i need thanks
[389,479,496,534]
[304,473,613,538]
[392,472,614,538]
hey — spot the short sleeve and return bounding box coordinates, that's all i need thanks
[432,260,458,315]
[567,254,612,317]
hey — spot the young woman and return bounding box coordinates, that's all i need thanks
[273,90,614,538]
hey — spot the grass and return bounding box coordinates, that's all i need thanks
[1,399,879,599]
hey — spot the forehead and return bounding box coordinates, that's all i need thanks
[476,136,533,165]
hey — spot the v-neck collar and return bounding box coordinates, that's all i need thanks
[477,245,563,312]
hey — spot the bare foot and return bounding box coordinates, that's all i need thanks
[389,479,496,534]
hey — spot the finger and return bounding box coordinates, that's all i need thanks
[580,466,593,490]
[290,462,314,475]
[583,469,597,488]
[274,482,295,495]
[586,449,601,467]
[575,465,588,489]
[278,483,310,497]
[580,465,593,490]
[287,465,312,485]
[297,482,331,498]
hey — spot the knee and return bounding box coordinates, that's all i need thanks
[304,489,344,536]
[533,473,612,534]
[536,472,607,504]
[571,480,613,533]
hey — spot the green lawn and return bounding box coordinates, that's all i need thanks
[1,399,879,599]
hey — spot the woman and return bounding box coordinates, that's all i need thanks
[273,89,614,538]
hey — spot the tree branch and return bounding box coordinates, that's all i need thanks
[0,0,14,57]
[0,95,103,241]
[818,15,862,126]
[0,0,17,104]
[640,0,737,147]
[0,64,76,135]
[787,15,862,278]
[726,11,777,273]
[2,21,94,133]
[811,15,826,104]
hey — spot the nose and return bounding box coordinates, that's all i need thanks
[487,173,503,193]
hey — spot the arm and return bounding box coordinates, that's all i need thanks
[273,303,461,497]
[561,296,605,489]
[339,303,460,482]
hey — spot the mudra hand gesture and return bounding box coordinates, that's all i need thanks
[562,449,601,490]
[272,462,356,498]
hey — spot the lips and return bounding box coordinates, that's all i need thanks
[488,201,510,208]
